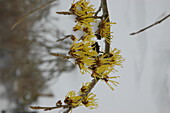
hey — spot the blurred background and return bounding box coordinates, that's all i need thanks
[0,0,170,113]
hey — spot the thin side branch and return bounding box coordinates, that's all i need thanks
[95,2,102,16]
[50,53,74,59]
[130,13,170,35]
[56,35,75,42]
[56,12,74,15]
[30,105,68,111]
[11,0,57,30]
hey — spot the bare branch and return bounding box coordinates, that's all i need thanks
[95,2,102,16]
[130,13,170,35]
[30,105,68,111]
[50,53,74,59]
[11,0,57,30]
[56,11,74,15]
[56,35,75,42]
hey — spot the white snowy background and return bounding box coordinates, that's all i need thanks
[1,0,170,113]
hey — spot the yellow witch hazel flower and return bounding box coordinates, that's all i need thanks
[82,93,98,109]
[70,0,97,33]
[80,82,91,94]
[69,39,99,74]
[70,0,95,16]
[69,41,98,58]
[64,91,82,107]
[96,17,116,43]
[88,48,124,90]
[110,48,124,67]
[105,76,120,91]
[64,90,98,109]
[91,48,124,78]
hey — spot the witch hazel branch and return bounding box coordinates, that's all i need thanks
[30,0,124,113]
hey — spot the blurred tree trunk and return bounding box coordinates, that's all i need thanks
[0,0,48,111]
[0,0,74,112]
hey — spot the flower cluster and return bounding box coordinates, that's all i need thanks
[64,91,82,107]
[69,40,97,74]
[80,82,91,94]
[82,93,98,109]
[50,0,124,112]
[91,48,124,78]
[30,0,124,112]
[70,0,96,33]
[64,81,98,109]
[68,0,124,75]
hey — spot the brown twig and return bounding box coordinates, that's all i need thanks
[50,53,74,59]
[30,105,68,111]
[95,2,102,16]
[130,13,170,35]
[11,0,57,30]
[56,11,74,15]
[56,35,75,42]
[56,12,102,19]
